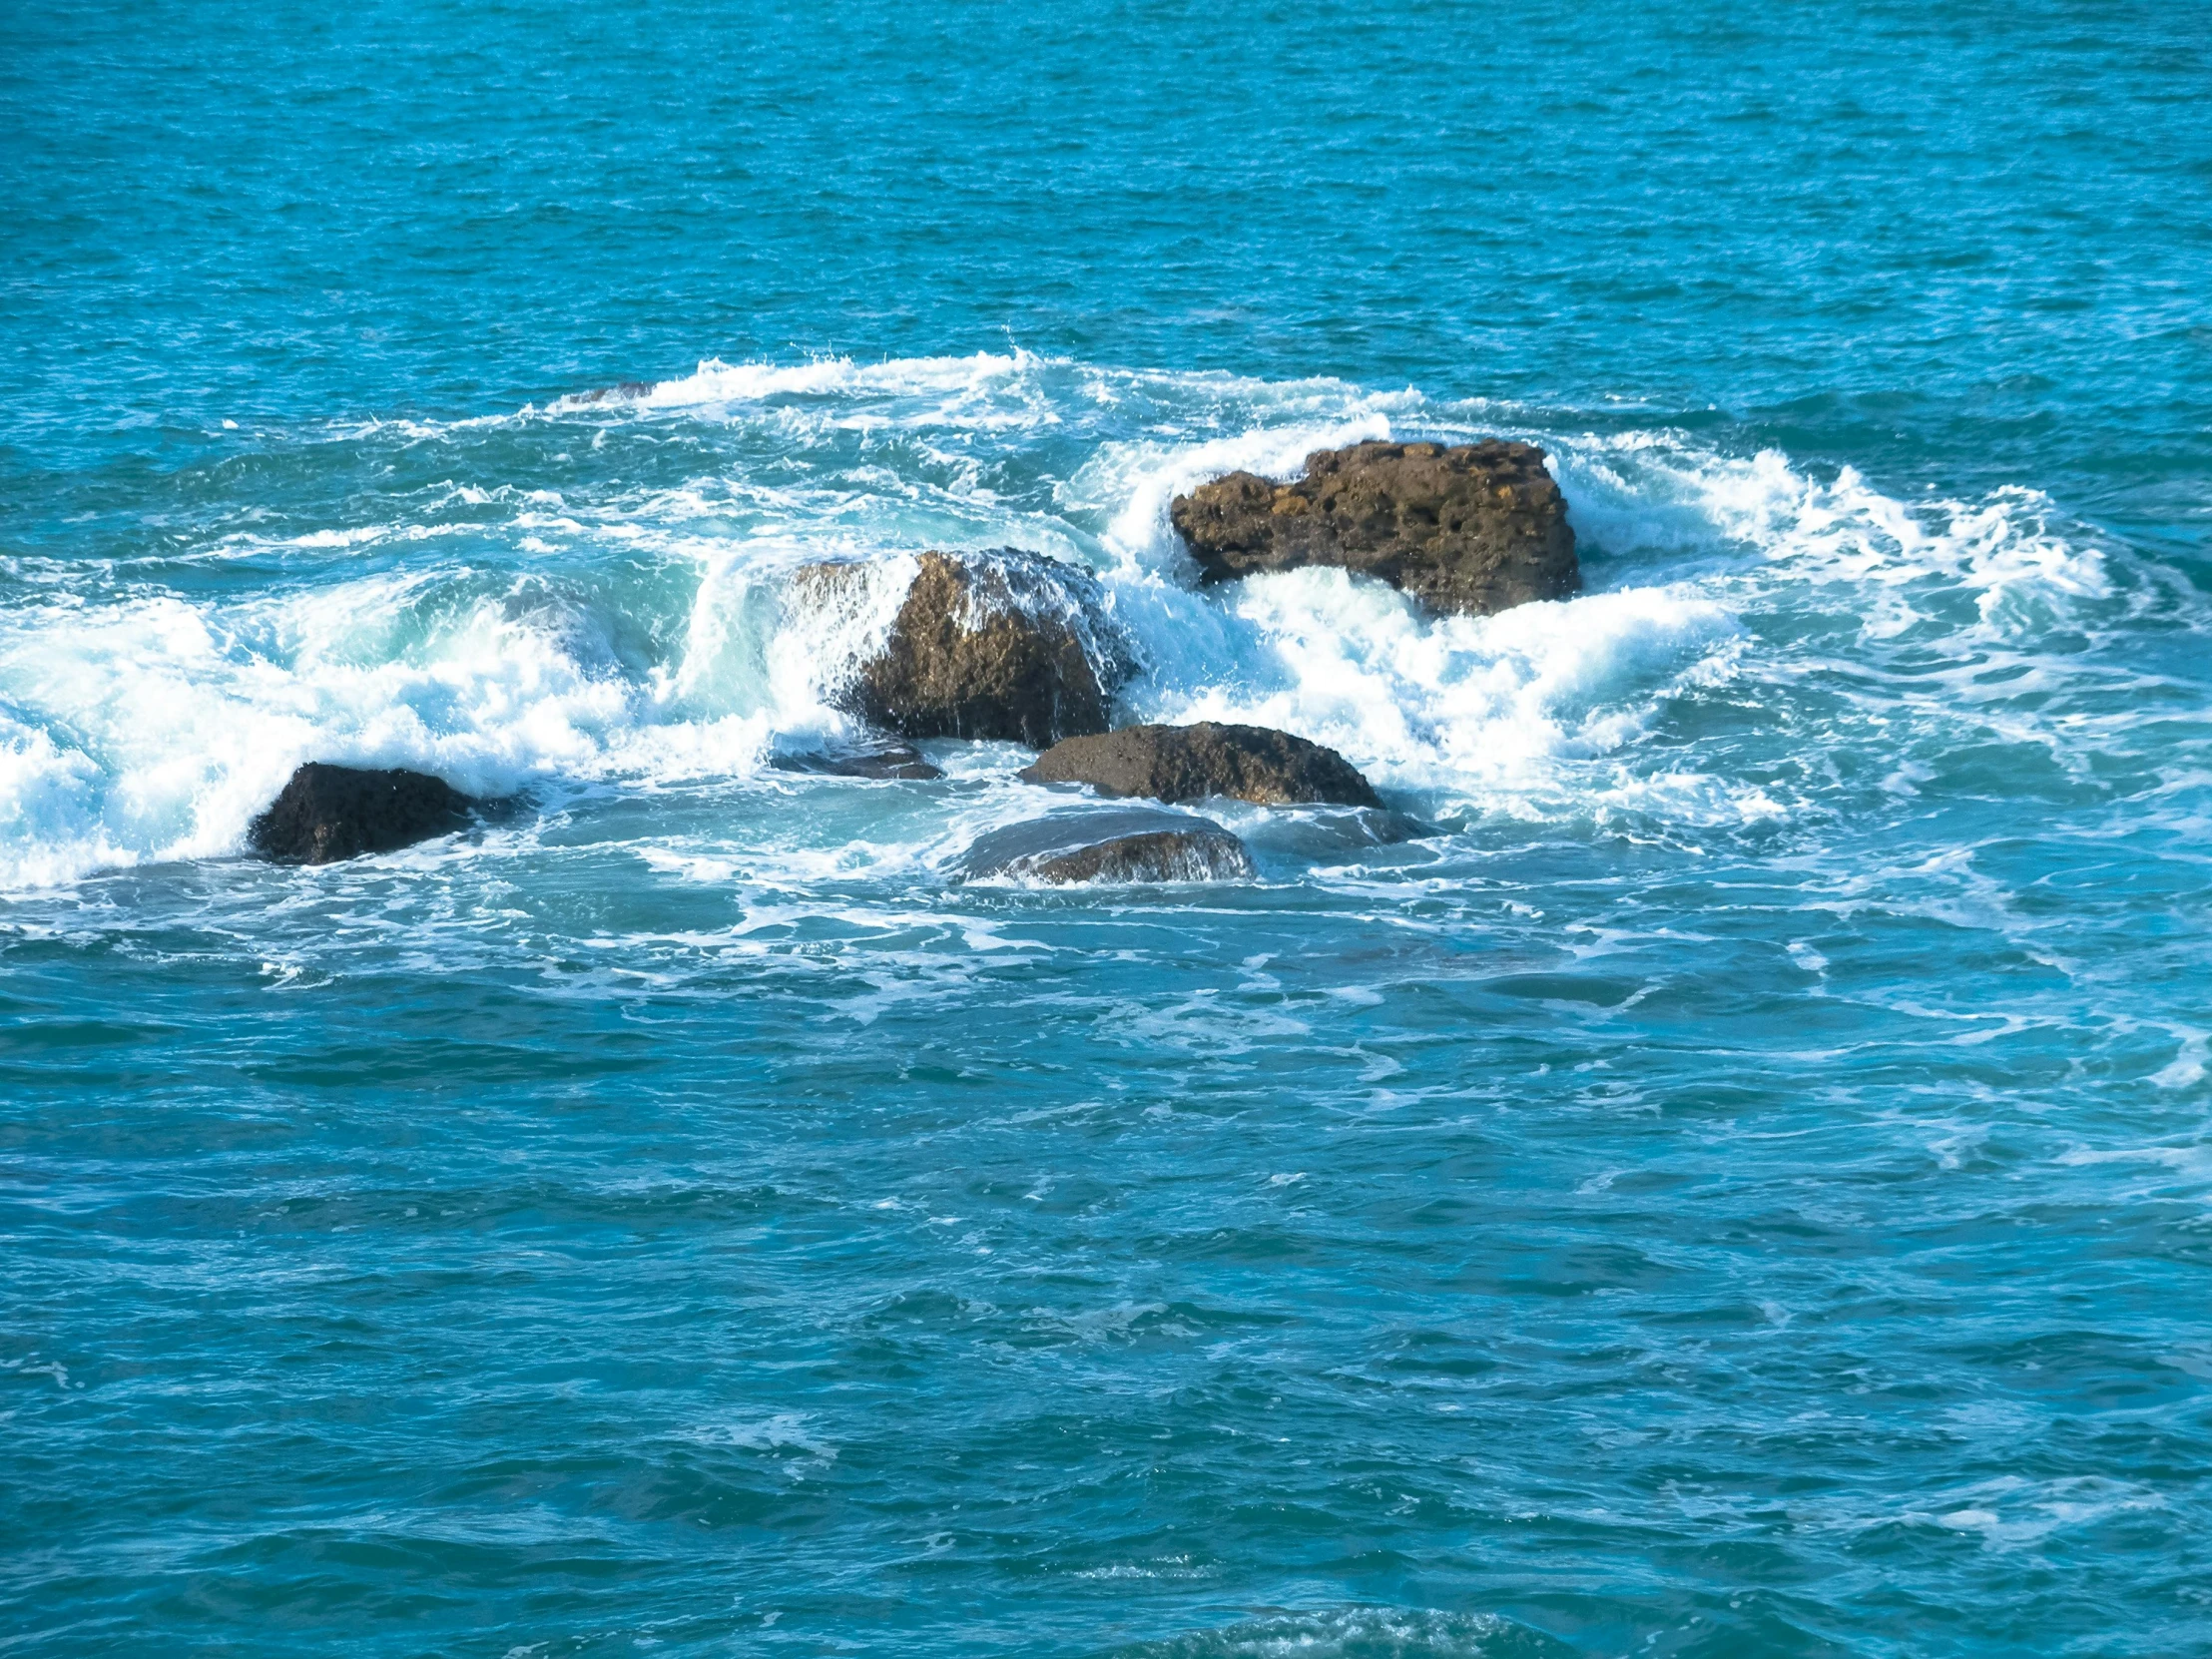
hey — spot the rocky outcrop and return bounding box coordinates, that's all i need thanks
[249,764,480,864]
[1021,722,1381,809]
[957,808,1255,885]
[770,742,944,781]
[794,550,1126,749]
[1169,439,1578,616]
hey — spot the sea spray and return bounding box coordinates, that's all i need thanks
[0,359,2164,888]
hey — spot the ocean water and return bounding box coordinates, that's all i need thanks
[5,2,2211,1655]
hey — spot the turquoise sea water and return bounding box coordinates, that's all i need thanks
[5,3,2211,1654]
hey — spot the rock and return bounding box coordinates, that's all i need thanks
[1169,439,1578,616]
[1021,722,1381,809]
[770,742,944,781]
[1236,806,1438,859]
[248,764,480,865]
[793,549,1125,748]
[957,808,1256,885]
[1027,830,1248,884]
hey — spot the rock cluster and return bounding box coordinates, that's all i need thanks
[248,764,481,865]
[253,427,1579,874]
[1170,439,1578,616]
[796,549,1124,749]
[1022,722,1380,809]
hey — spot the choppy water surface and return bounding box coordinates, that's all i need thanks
[5,4,2210,1656]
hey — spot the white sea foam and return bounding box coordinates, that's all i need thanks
[0,573,779,889]
[1554,432,2116,641]
[0,718,129,889]
[640,351,1028,409]
[1115,1608,1530,1658]
[0,353,2157,891]
[1908,1476,2166,1549]
[681,1411,837,1461]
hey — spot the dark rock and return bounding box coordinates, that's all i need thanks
[793,549,1126,749]
[1028,830,1249,884]
[770,743,944,781]
[957,808,1255,885]
[1169,439,1578,616]
[249,764,480,865]
[1236,806,1439,859]
[1021,722,1380,809]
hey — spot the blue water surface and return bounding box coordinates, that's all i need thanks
[4,3,2210,1656]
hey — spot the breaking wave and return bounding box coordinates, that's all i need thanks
[0,353,2177,890]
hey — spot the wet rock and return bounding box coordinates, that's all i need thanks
[1236,805,1438,859]
[248,764,480,865]
[1169,439,1578,616]
[794,549,1126,749]
[1021,722,1381,809]
[770,742,944,781]
[957,808,1256,885]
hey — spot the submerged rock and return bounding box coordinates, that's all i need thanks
[770,742,944,781]
[1169,439,1578,616]
[573,380,656,403]
[793,549,1125,749]
[1021,722,1381,809]
[957,808,1256,885]
[1235,805,1438,859]
[248,764,480,865]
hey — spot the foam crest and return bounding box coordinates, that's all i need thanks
[0,353,2154,888]
[0,572,786,890]
[636,351,1027,411]
[757,552,916,728]
[0,718,128,888]
[1110,1609,1555,1659]
[1556,433,2114,641]
[1120,567,1748,821]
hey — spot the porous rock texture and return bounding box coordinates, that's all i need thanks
[1022,722,1381,809]
[958,808,1255,885]
[248,764,479,864]
[1169,439,1578,616]
[794,550,1125,749]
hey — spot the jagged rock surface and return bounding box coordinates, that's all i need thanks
[957,808,1255,885]
[794,550,1125,749]
[248,764,479,865]
[1169,439,1578,616]
[1022,722,1381,808]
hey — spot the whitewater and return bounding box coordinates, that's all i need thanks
[10,350,2209,1656]
[8,2,2211,1654]
[0,353,2151,890]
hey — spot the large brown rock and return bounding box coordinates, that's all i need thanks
[1021,722,1381,809]
[957,808,1256,885]
[794,550,1125,749]
[1169,439,1578,616]
[248,764,480,864]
